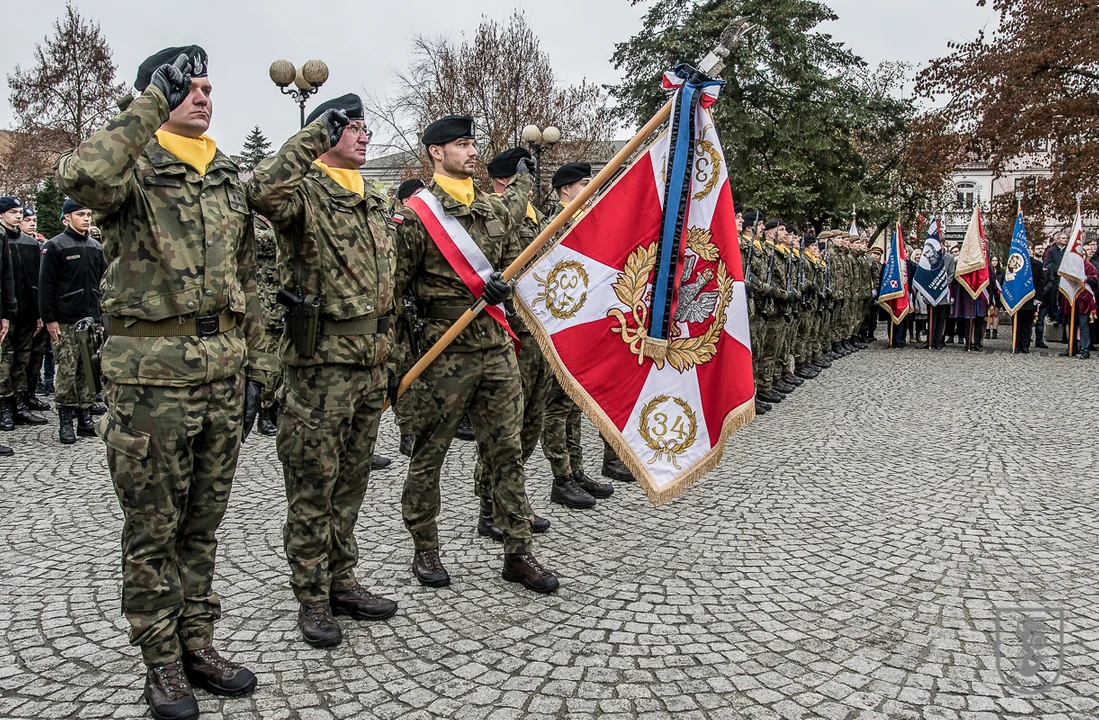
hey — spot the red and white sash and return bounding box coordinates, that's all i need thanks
[404,188,519,346]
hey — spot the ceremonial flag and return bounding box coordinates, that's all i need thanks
[515,65,753,505]
[1000,210,1035,314]
[849,216,859,237]
[955,205,990,299]
[912,218,955,306]
[877,221,911,323]
[1057,210,1090,305]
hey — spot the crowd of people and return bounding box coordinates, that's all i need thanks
[2,41,1097,720]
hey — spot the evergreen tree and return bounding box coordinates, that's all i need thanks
[239,126,272,170]
[610,0,943,231]
[33,179,65,240]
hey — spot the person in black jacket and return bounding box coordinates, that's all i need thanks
[39,199,107,443]
[1032,242,1050,348]
[2,199,50,427]
[0,196,19,455]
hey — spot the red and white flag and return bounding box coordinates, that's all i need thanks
[1058,209,1091,305]
[515,70,754,505]
[956,205,990,299]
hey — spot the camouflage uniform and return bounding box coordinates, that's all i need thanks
[473,207,551,509]
[254,217,283,409]
[760,240,791,388]
[792,247,817,370]
[56,86,270,667]
[395,174,534,554]
[248,119,396,605]
[52,324,97,407]
[739,232,766,389]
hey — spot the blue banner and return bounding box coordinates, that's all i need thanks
[912,219,955,306]
[1001,211,1035,314]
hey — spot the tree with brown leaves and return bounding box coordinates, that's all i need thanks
[916,0,1099,234]
[367,12,609,203]
[2,2,126,195]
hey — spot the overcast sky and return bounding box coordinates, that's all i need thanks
[0,0,997,155]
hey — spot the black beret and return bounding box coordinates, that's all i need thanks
[22,206,35,218]
[552,161,592,189]
[421,115,475,147]
[486,147,532,178]
[306,93,365,127]
[61,199,87,216]
[741,209,761,226]
[734,201,743,215]
[135,46,207,93]
[396,178,425,202]
[764,219,784,231]
[0,196,22,213]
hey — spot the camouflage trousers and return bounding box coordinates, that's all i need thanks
[56,322,98,408]
[760,317,788,388]
[779,313,799,375]
[474,333,550,510]
[0,329,14,398]
[403,346,533,554]
[541,377,583,477]
[2,320,47,397]
[749,307,765,390]
[277,363,385,603]
[387,333,416,435]
[794,310,814,366]
[99,374,244,666]
[260,327,283,409]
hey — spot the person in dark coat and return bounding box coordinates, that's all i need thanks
[1043,232,1068,328]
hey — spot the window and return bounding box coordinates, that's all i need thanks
[956,182,977,210]
[1015,176,1037,194]
[1035,139,1049,152]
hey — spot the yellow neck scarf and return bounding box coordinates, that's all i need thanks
[155,129,217,175]
[315,160,365,197]
[433,173,475,207]
[494,193,537,222]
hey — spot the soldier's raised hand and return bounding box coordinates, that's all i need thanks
[515,157,535,176]
[320,109,350,147]
[150,53,192,112]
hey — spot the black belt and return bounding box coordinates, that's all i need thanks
[422,304,469,321]
[321,315,392,336]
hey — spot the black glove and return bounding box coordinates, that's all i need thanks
[481,271,512,305]
[150,53,192,112]
[515,157,535,176]
[319,108,350,147]
[242,379,263,441]
[387,369,400,407]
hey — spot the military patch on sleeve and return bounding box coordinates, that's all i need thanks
[66,254,81,260]
[391,214,403,225]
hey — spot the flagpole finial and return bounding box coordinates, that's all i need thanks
[1016,191,1023,212]
[1075,192,1083,211]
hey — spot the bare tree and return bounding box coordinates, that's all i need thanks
[367,12,610,199]
[3,2,126,193]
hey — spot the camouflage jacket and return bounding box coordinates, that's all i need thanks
[55,86,270,387]
[504,206,547,336]
[395,174,531,352]
[248,119,396,368]
[253,216,282,331]
[738,234,765,316]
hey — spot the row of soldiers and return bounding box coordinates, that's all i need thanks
[738,214,881,414]
[0,196,108,457]
[51,44,640,720]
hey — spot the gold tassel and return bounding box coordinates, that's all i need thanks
[641,337,668,364]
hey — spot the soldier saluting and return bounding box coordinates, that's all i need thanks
[395,115,558,593]
[249,93,399,649]
[57,46,270,720]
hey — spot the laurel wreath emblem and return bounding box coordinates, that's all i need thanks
[638,395,698,469]
[693,127,721,201]
[532,260,590,320]
[607,233,734,372]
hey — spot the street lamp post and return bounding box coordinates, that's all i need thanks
[521,124,561,209]
[269,59,330,128]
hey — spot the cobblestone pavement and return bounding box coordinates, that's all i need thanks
[1,334,1098,720]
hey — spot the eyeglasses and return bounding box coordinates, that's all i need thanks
[345,124,373,140]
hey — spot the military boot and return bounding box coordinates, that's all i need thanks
[57,407,76,445]
[574,470,614,498]
[143,661,199,720]
[794,365,819,379]
[550,473,596,509]
[13,395,47,425]
[24,392,50,412]
[754,399,771,415]
[781,373,803,387]
[0,397,14,431]
[813,357,832,369]
[257,406,276,436]
[412,548,450,587]
[330,584,398,621]
[77,408,96,437]
[297,601,342,648]
[852,339,868,350]
[758,389,783,404]
[181,646,257,697]
[531,515,550,533]
[502,552,559,594]
[89,403,107,416]
[455,414,474,441]
[773,380,796,394]
[370,455,392,470]
[477,512,504,541]
[398,433,414,457]
[601,458,634,482]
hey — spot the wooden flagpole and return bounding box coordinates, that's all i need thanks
[1012,312,1018,353]
[1069,302,1076,357]
[383,20,756,409]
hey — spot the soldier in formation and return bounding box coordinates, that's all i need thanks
[57,46,270,720]
[38,199,107,443]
